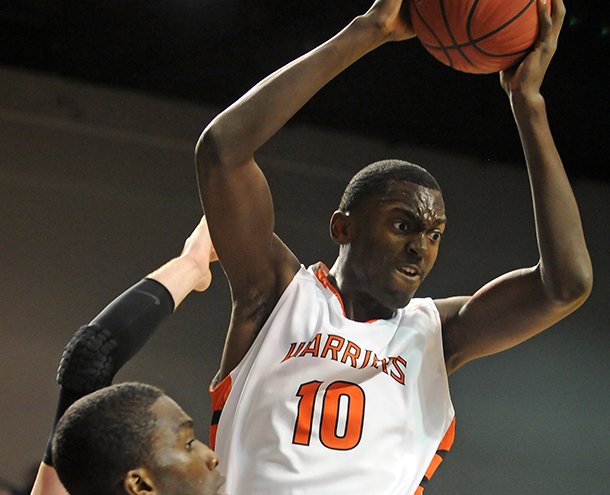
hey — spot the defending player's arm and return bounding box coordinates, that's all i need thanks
[437,0,592,374]
[196,0,415,379]
[30,217,217,495]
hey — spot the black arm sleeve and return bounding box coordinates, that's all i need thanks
[42,278,174,465]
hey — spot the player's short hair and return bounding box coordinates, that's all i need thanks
[339,159,441,212]
[52,382,164,495]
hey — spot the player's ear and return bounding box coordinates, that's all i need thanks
[124,468,157,495]
[330,209,353,245]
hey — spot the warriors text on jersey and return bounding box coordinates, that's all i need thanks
[210,263,455,495]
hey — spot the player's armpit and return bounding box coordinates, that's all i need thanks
[434,295,470,374]
[216,234,301,380]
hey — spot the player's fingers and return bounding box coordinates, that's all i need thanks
[537,0,553,43]
[535,0,563,61]
[550,0,566,31]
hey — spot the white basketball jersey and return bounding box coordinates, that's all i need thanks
[210,264,455,495]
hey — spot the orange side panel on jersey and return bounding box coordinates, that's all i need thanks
[416,417,456,494]
[208,374,233,450]
[424,454,443,480]
[437,416,456,452]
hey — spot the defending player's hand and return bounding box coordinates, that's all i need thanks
[499,0,566,100]
[364,0,416,42]
[180,215,218,292]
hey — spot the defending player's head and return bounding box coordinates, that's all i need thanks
[52,382,224,495]
[331,159,446,312]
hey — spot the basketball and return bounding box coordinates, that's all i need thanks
[409,0,547,74]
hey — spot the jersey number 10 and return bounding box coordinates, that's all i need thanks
[292,380,365,451]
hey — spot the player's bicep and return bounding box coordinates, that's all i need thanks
[439,266,578,373]
[197,155,283,291]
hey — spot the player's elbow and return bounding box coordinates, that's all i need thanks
[564,270,593,307]
[195,120,245,175]
[544,261,593,309]
[195,124,224,172]
[557,278,592,312]
[57,325,117,394]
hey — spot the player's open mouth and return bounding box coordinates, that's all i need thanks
[396,266,421,281]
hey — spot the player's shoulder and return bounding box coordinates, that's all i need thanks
[433,296,471,327]
[397,297,444,329]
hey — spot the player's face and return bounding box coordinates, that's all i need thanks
[345,180,446,313]
[147,395,226,495]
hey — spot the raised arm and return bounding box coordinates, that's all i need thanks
[438,0,592,374]
[31,217,216,495]
[196,0,415,378]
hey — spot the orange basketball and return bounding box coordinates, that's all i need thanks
[409,0,546,74]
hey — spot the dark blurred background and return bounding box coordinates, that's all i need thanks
[1,0,608,182]
[1,1,609,493]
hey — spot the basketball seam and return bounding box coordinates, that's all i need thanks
[412,0,454,68]
[467,0,537,57]
[421,0,536,55]
[440,0,476,69]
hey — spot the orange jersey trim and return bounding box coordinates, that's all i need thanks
[208,373,233,450]
[312,262,379,323]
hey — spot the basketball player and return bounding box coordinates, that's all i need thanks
[52,382,225,495]
[30,217,224,495]
[196,0,590,494]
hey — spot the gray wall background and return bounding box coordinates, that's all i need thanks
[1,66,608,493]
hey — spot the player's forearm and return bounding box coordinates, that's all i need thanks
[197,14,388,168]
[30,463,69,495]
[147,255,205,309]
[512,94,592,303]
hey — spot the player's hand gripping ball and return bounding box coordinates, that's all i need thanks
[409,0,550,74]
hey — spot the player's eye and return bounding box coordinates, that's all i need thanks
[185,439,196,451]
[429,231,442,241]
[393,221,408,232]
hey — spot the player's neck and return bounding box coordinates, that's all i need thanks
[328,261,396,322]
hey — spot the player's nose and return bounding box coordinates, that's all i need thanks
[205,449,220,471]
[405,232,428,257]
